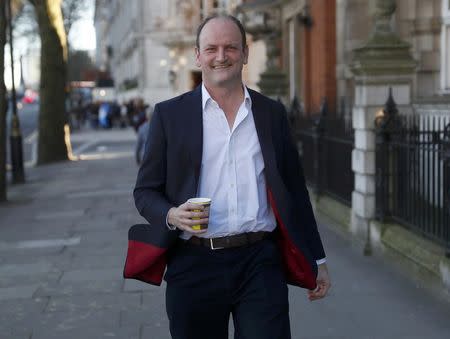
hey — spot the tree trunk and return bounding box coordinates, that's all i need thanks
[0,2,7,202]
[31,0,68,164]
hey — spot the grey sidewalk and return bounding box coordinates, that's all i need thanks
[0,127,449,339]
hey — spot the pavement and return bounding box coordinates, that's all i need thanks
[1,127,450,339]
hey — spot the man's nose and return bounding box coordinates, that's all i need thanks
[216,47,226,62]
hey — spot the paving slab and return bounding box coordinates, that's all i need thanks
[71,218,128,232]
[123,280,161,293]
[66,188,131,199]
[0,298,48,339]
[60,268,121,283]
[35,209,86,220]
[0,245,66,257]
[0,228,74,243]
[0,237,81,251]
[34,279,124,298]
[0,262,54,276]
[0,272,61,289]
[142,324,172,339]
[0,284,41,301]
[76,230,126,247]
[45,292,141,314]
[70,254,123,270]
[30,308,123,339]
[64,244,127,256]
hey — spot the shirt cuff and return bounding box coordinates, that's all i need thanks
[165,213,177,230]
[316,258,326,266]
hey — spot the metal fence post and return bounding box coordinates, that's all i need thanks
[288,96,302,129]
[375,88,399,222]
[312,98,327,198]
[443,123,450,258]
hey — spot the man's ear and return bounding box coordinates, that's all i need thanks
[243,45,249,65]
[195,47,201,67]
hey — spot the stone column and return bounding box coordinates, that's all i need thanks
[350,0,416,247]
[237,2,288,102]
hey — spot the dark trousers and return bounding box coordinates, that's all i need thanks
[164,238,291,339]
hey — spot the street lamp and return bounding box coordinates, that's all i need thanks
[6,0,25,183]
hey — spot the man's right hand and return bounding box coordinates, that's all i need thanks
[167,202,209,234]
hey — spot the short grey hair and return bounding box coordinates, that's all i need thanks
[195,14,247,50]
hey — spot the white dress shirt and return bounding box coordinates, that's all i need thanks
[180,84,277,239]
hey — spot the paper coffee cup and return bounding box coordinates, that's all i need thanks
[187,197,211,230]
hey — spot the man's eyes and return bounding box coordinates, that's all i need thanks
[204,46,238,52]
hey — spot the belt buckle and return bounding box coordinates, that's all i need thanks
[210,238,224,250]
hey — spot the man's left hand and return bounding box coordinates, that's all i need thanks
[307,263,331,301]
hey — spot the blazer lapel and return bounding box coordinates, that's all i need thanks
[249,89,276,177]
[187,85,203,189]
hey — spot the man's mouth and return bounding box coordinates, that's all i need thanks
[212,64,230,70]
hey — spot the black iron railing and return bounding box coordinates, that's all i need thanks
[290,97,354,206]
[375,90,450,254]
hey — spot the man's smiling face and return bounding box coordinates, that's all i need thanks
[195,18,248,89]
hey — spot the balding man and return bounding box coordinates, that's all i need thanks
[133,14,330,339]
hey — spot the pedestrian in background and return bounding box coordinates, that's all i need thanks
[131,98,147,132]
[134,14,330,339]
[135,105,153,165]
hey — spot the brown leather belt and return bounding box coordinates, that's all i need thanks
[186,231,271,250]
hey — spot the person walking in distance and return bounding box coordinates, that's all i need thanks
[135,105,153,165]
[134,14,331,339]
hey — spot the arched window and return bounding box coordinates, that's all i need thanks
[441,0,450,93]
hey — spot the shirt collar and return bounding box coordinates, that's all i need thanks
[201,83,252,111]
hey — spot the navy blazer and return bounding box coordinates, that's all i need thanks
[126,85,325,290]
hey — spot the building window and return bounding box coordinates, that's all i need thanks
[441,0,450,93]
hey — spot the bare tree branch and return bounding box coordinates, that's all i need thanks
[62,0,88,38]
[13,0,90,50]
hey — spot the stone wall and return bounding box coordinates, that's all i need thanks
[337,0,448,110]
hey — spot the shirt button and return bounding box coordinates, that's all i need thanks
[230,183,234,188]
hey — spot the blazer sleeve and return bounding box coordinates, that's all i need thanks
[278,102,326,261]
[134,104,174,228]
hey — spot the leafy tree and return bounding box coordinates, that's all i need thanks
[29,0,68,164]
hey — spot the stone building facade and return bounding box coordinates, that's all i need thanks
[94,0,450,110]
[94,0,172,105]
[94,0,267,104]
[276,0,450,116]
[150,0,267,96]
[338,0,450,114]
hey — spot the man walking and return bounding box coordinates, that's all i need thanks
[133,14,330,339]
